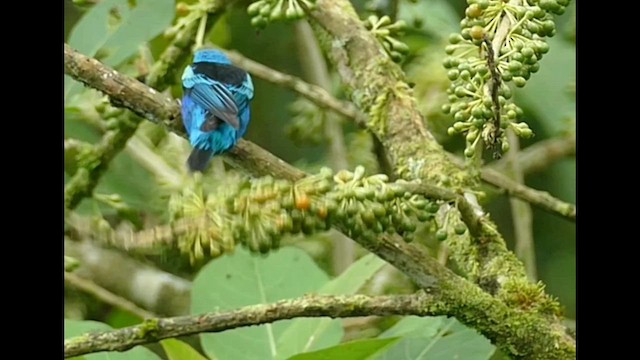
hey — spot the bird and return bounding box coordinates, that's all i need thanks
[181,49,254,172]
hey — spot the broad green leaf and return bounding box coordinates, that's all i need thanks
[65,0,175,99]
[64,319,161,360]
[287,338,401,360]
[276,254,387,357]
[398,0,460,39]
[161,339,209,360]
[376,316,495,360]
[515,37,576,136]
[378,315,444,339]
[192,247,330,360]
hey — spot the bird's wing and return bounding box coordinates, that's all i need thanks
[186,79,240,130]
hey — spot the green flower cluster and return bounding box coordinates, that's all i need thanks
[364,15,409,62]
[443,0,570,159]
[247,0,316,28]
[167,167,442,264]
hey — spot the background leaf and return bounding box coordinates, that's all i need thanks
[161,339,209,360]
[191,247,331,360]
[275,254,387,357]
[515,36,576,136]
[375,316,495,360]
[64,319,161,360]
[287,338,400,360]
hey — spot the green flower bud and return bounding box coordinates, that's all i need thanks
[513,77,527,87]
[464,147,475,158]
[449,33,463,44]
[466,4,482,18]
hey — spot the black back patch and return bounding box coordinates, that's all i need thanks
[192,62,246,86]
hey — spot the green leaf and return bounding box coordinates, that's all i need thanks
[65,0,175,99]
[276,254,387,357]
[161,339,209,360]
[397,0,460,39]
[376,316,495,360]
[191,247,331,360]
[64,319,161,360]
[515,37,575,135]
[287,338,401,360]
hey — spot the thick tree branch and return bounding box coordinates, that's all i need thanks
[308,1,465,187]
[64,44,575,358]
[64,291,572,359]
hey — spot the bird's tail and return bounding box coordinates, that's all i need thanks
[187,148,214,172]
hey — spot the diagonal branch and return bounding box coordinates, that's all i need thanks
[65,272,158,319]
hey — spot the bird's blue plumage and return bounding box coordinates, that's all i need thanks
[181,49,254,172]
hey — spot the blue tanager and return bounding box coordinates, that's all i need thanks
[181,49,254,172]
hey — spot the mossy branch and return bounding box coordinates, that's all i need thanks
[64,291,572,359]
[308,0,465,187]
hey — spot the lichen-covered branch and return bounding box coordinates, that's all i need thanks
[295,20,354,274]
[63,44,575,358]
[64,292,573,359]
[64,294,427,357]
[307,0,467,187]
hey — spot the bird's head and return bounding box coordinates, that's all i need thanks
[193,49,231,65]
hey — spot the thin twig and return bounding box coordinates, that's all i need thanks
[506,130,537,281]
[492,134,576,175]
[447,154,577,221]
[65,272,158,319]
[224,50,365,127]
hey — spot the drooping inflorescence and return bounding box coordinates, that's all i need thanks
[443,0,571,160]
